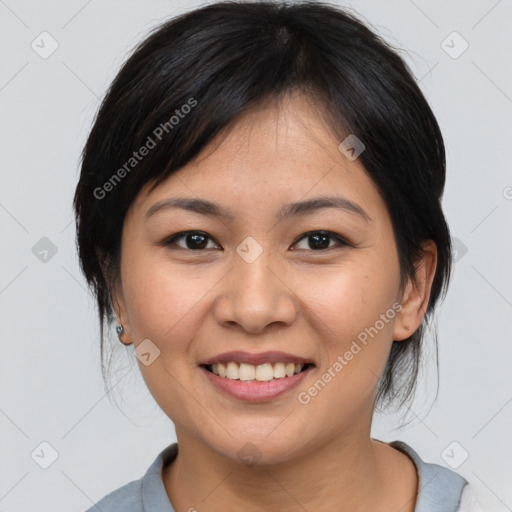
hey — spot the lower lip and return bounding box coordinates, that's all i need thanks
[200,366,314,402]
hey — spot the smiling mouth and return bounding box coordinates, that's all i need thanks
[201,362,315,382]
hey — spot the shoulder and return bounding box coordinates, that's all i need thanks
[82,479,143,511]
[82,479,143,512]
[389,440,467,510]
[388,441,497,512]
[390,440,467,494]
[81,443,179,512]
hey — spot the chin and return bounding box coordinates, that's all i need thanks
[202,429,309,467]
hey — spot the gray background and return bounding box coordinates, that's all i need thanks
[0,0,511,510]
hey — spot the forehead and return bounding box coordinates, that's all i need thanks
[132,94,384,220]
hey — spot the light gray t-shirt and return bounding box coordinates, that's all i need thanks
[83,440,471,511]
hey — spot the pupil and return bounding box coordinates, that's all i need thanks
[188,234,207,249]
[310,233,329,250]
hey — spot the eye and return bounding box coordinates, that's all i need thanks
[162,230,351,252]
[163,231,220,251]
[292,231,351,251]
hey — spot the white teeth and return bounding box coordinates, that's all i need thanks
[274,362,286,378]
[209,362,307,381]
[255,363,274,381]
[226,362,239,379]
[239,363,255,381]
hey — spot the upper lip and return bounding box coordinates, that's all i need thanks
[199,351,316,367]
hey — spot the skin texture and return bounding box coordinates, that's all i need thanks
[111,92,437,511]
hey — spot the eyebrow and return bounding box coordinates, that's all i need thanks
[145,196,371,222]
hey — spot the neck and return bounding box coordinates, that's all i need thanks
[162,430,417,512]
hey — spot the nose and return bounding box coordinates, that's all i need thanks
[213,251,297,334]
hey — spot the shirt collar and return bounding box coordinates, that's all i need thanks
[141,443,178,511]
[390,440,468,512]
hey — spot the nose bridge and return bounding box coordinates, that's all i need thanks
[215,242,296,332]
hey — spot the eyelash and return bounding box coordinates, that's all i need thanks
[161,230,352,252]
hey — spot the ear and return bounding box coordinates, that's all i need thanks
[111,277,133,346]
[393,240,438,341]
[98,251,133,346]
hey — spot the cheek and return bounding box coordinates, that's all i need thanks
[298,258,399,339]
[292,266,399,419]
[121,253,210,343]
[120,257,209,416]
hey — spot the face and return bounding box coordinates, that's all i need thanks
[113,93,427,465]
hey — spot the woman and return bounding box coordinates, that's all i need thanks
[74,1,487,510]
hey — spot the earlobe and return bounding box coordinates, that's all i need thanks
[393,241,438,342]
[114,305,133,345]
[100,255,133,346]
[112,287,133,346]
